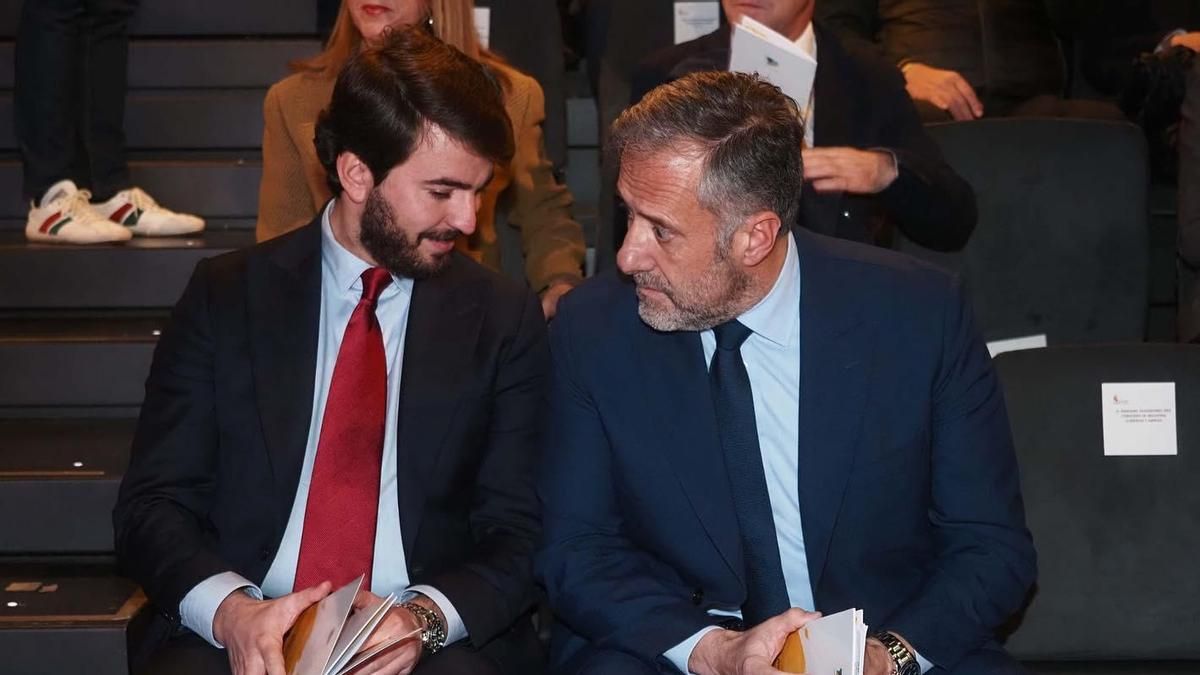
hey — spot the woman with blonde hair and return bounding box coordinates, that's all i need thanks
[258,0,584,317]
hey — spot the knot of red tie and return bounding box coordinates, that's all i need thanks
[360,267,392,305]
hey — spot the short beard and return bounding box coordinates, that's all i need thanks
[358,188,456,280]
[633,251,751,332]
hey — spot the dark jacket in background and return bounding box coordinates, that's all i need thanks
[629,23,977,252]
[818,0,1066,111]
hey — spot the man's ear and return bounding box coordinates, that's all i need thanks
[736,210,783,267]
[336,151,375,205]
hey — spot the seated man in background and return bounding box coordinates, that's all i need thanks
[630,0,977,253]
[817,0,1121,122]
[538,71,1036,675]
[114,27,546,675]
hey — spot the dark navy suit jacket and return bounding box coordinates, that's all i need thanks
[537,229,1036,671]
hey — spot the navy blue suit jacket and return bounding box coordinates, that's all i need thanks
[537,230,1036,671]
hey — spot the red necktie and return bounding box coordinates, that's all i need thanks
[294,267,392,591]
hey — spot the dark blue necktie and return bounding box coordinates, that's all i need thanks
[710,320,791,625]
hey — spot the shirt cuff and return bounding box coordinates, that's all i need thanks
[663,625,723,674]
[178,571,263,648]
[914,648,934,674]
[403,585,468,646]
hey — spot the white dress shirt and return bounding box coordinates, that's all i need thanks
[663,234,931,673]
[178,201,467,648]
[794,23,817,148]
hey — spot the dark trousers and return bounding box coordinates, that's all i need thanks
[555,644,1029,675]
[15,0,139,203]
[141,633,511,675]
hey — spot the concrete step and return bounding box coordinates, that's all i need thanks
[0,38,321,90]
[1,0,317,37]
[0,418,133,554]
[0,229,253,309]
[0,316,165,408]
[0,561,145,675]
[0,89,267,151]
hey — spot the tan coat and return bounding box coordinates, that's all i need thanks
[256,64,585,292]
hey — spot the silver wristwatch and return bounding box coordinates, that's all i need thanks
[399,600,447,653]
[872,631,919,675]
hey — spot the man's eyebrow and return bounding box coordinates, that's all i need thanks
[423,178,475,190]
[618,198,675,231]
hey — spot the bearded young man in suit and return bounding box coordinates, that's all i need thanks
[114,27,547,675]
[627,0,976,255]
[538,71,1036,675]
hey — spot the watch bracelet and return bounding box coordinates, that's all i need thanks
[399,600,447,653]
[871,630,919,675]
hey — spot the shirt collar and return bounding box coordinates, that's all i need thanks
[794,22,817,60]
[320,199,413,297]
[736,232,800,348]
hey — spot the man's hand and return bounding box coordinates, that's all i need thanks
[1170,31,1200,52]
[802,147,899,194]
[213,582,331,675]
[540,282,575,320]
[865,637,894,675]
[688,608,820,675]
[902,62,984,121]
[347,590,427,675]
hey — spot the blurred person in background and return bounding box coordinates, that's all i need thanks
[258,0,585,318]
[15,0,205,245]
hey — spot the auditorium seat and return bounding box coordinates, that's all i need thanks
[994,344,1200,673]
[584,0,709,270]
[477,0,568,170]
[899,118,1151,344]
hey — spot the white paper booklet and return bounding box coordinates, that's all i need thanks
[729,15,818,109]
[283,575,415,675]
[775,607,868,675]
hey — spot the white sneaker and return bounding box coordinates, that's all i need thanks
[25,180,133,245]
[93,187,205,237]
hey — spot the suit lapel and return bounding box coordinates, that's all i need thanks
[794,231,872,594]
[636,324,745,587]
[249,221,322,531]
[394,258,485,557]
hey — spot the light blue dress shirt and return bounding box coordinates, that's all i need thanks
[662,234,930,673]
[178,201,467,648]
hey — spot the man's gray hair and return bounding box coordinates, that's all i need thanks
[611,71,805,242]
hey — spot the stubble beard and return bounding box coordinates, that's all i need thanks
[358,188,457,280]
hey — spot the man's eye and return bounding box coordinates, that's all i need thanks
[430,191,451,200]
[653,225,672,241]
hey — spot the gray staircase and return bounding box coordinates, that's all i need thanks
[0,6,306,673]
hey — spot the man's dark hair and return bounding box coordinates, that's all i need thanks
[315,26,515,194]
[610,71,804,240]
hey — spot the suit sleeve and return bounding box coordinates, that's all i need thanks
[537,300,721,662]
[113,259,234,619]
[506,79,586,293]
[815,0,887,58]
[420,291,549,647]
[871,61,978,251]
[256,84,319,243]
[884,277,1037,668]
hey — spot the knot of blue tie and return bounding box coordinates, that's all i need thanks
[713,320,753,351]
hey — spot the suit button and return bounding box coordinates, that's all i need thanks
[691,589,704,606]
[259,547,273,560]
[411,565,425,577]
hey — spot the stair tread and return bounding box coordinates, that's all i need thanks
[0,229,252,250]
[0,419,134,477]
[0,316,167,343]
[0,564,141,626]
